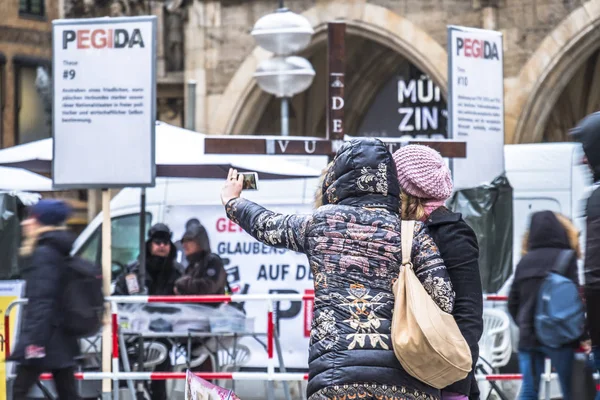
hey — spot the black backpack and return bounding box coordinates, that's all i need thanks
[61,256,105,338]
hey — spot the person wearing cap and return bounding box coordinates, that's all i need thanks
[114,223,183,296]
[393,145,483,400]
[174,222,227,297]
[113,223,183,400]
[10,200,81,399]
[571,112,600,399]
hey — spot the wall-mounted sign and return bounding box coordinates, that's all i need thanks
[358,64,447,139]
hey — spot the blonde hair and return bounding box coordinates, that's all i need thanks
[400,191,426,221]
[19,225,66,257]
[521,212,581,258]
[314,161,333,209]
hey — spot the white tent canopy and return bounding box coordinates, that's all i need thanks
[0,166,52,192]
[0,122,321,180]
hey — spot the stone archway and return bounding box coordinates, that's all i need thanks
[506,1,600,143]
[210,2,448,135]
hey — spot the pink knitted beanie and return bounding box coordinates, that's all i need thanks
[392,145,453,201]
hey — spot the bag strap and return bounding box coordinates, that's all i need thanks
[401,220,415,266]
[553,249,575,276]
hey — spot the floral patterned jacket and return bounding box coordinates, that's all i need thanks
[225,139,455,400]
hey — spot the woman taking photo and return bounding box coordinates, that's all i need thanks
[221,139,455,400]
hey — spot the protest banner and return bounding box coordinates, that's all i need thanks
[185,370,240,400]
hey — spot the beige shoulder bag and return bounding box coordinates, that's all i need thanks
[391,220,472,389]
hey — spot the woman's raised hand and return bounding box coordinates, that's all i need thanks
[221,168,244,206]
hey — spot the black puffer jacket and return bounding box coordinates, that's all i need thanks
[572,112,600,344]
[10,229,80,370]
[226,139,455,400]
[114,238,183,296]
[507,211,579,350]
[426,207,483,397]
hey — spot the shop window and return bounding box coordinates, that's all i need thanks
[14,63,51,144]
[19,0,45,17]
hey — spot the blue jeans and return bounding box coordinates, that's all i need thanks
[593,346,600,400]
[518,347,574,400]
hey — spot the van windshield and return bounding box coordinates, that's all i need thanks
[76,213,152,281]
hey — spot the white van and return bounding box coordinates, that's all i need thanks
[503,142,592,289]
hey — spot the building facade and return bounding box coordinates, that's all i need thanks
[63,0,598,145]
[0,0,57,148]
[0,0,91,228]
[4,0,600,222]
[171,0,600,145]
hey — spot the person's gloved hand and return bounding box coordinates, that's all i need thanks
[221,168,243,206]
[174,276,191,295]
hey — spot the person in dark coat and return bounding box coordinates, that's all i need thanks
[571,112,600,400]
[508,211,581,400]
[113,223,183,400]
[174,218,201,269]
[114,223,183,296]
[221,138,455,400]
[393,145,483,400]
[174,222,227,296]
[10,200,80,399]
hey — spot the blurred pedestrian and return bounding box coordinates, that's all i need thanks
[571,112,600,400]
[508,211,584,400]
[10,200,80,400]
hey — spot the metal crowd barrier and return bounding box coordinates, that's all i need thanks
[1,293,561,400]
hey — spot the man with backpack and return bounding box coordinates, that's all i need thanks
[508,211,585,400]
[113,223,183,400]
[10,200,82,399]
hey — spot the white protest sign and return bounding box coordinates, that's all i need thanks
[52,16,156,188]
[448,26,504,190]
[164,204,313,369]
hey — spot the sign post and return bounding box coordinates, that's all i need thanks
[52,16,157,398]
[447,26,504,189]
[326,22,345,142]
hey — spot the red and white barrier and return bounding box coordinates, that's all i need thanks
[37,372,309,381]
[34,372,538,382]
[106,293,507,304]
[3,293,516,386]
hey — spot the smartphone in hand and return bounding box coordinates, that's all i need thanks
[241,172,259,190]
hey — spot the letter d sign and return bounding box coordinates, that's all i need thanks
[332,96,344,111]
